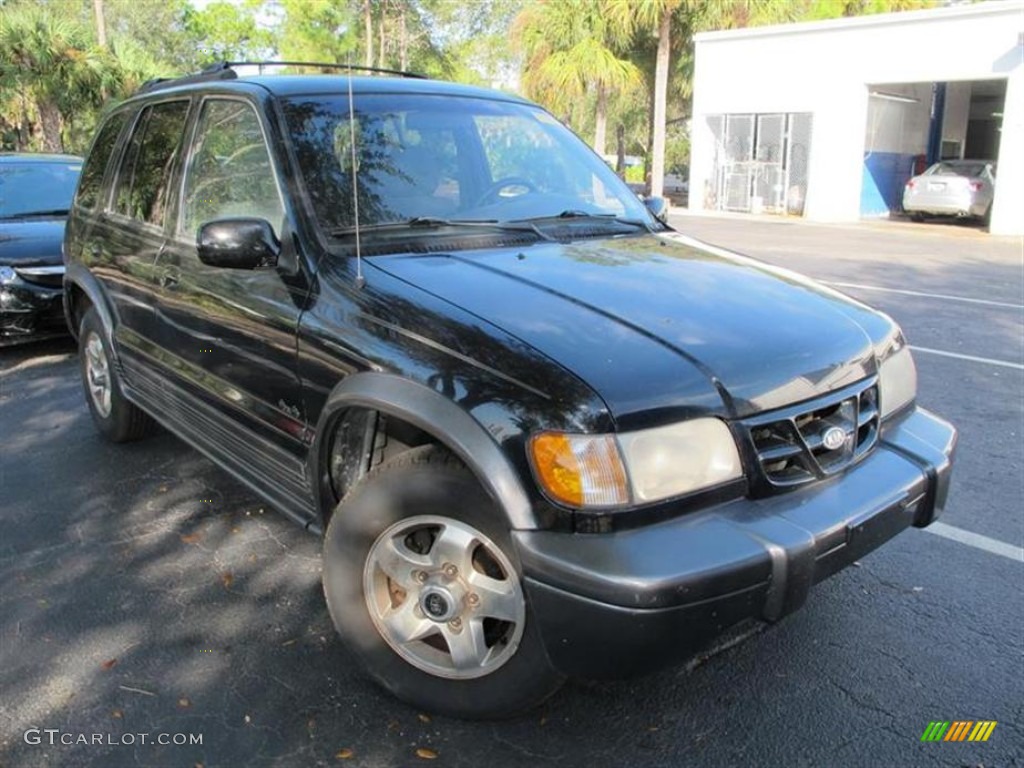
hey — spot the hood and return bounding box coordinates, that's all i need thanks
[370,232,895,426]
[0,217,66,266]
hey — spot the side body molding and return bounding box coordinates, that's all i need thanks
[310,372,538,530]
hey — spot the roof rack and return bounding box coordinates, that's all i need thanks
[136,60,426,94]
[225,61,427,79]
[137,62,236,94]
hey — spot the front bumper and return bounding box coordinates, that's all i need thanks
[0,276,67,346]
[514,406,956,679]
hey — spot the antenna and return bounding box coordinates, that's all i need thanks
[346,58,365,290]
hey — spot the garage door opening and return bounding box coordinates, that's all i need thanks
[861,78,1006,223]
[705,112,813,216]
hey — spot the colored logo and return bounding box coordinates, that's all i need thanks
[921,721,997,742]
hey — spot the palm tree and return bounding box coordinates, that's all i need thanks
[607,0,797,197]
[604,0,679,196]
[514,0,639,156]
[0,78,35,151]
[94,0,108,49]
[107,37,166,94]
[0,6,108,153]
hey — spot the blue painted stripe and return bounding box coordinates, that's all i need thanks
[861,152,918,216]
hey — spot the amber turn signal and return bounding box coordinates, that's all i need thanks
[529,432,629,508]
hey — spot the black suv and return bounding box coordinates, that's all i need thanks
[64,63,956,718]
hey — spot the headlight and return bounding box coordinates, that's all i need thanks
[618,419,743,502]
[878,334,917,418]
[0,266,17,285]
[529,418,743,509]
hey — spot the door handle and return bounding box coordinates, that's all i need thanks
[160,268,180,289]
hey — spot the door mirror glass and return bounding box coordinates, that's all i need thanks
[644,196,669,223]
[197,218,280,269]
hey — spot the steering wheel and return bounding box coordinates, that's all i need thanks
[474,176,539,207]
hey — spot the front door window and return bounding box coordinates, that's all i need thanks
[180,99,284,240]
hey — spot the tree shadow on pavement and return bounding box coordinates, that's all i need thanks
[2,247,1021,768]
[1,343,688,768]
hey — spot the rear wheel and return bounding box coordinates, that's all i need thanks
[322,445,563,718]
[909,212,925,223]
[78,309,155,442]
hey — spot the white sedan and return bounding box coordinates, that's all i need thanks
[903,160,996,223]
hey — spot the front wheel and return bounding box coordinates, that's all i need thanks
[78,309,155,442]
[322,445,563,718]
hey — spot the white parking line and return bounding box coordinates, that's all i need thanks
[823,281,1024,309]
[923,522,1024,563]
[909,345,1024,371]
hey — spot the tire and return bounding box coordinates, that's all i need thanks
[322,444,564,719]
[78,308,155,442]
[909,213,925,223]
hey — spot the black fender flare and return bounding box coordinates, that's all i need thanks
[309,372,537,531]
[64,263,118,353]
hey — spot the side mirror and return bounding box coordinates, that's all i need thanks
[644,196,669,224]
[197,218,280,270]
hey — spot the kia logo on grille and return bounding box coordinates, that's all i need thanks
[822,426,847,451]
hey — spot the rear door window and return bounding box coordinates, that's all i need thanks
[113,100,190,228]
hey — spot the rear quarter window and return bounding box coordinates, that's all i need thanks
[113,100,190,227]
[76,111,130,211]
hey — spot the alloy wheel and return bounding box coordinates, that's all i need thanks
[362,515,526,680]
[84,332,112,418]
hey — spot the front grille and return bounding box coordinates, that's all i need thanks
[745,378,879,490]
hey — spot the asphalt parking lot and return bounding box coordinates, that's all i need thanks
[1,214,1021,768]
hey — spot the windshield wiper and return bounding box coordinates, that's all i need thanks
[517,210,654,232]
[329,217,552,240]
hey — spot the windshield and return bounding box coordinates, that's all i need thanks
[926,162,988,178]
[0,161,81,218]
[282,94,653,240]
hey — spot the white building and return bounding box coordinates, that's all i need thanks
[688,1,1024,235]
